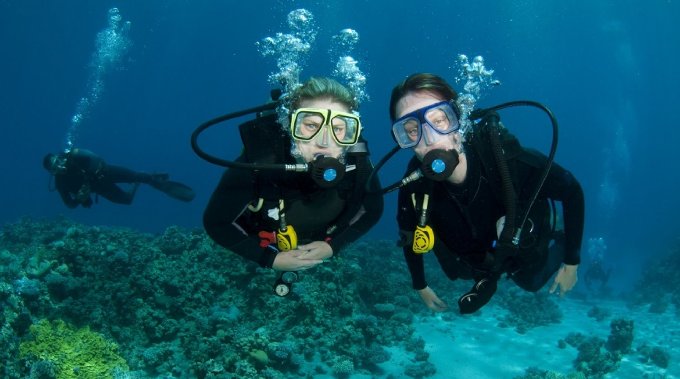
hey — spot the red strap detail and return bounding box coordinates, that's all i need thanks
[324,237,332,243]
[258,231,276,248]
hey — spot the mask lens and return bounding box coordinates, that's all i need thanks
[392,117,421,148]
[292,110,325,141]
[330,115,360,145]
[424,105,457,133]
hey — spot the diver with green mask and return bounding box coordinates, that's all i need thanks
[198,77,383,296]
[373,73,584,314]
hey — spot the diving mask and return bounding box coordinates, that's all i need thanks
[392,101,460,148]
[291,108,361,146]
[45,154,68,174]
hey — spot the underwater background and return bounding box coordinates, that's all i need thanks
[1,1,679,378]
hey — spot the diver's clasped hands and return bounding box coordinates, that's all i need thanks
[271,241,333,271]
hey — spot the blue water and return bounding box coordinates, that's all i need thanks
[1,0,679,293]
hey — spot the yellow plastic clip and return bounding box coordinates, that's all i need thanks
[412,224,434,254]
[277,225,298,251]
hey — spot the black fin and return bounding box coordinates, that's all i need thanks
[149,180,195,202]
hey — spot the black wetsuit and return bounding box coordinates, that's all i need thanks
[54,149,152,208]
[203,156,384,268]
[397,142,584,292]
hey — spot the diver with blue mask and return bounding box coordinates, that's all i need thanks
[197,77,383,296]
[372,73,584,314]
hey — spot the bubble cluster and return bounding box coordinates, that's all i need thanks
[330,29,369,105]
[256,8,317,98]
[587,237,608,262]
[330,28,359,53]
[64,8,132,151]
[333,56,368,105]
[257,10,369,129]
[93,8,132,73]
[453,54,500,133]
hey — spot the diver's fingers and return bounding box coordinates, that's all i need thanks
[549,280,559,294]
[433,299,448,311]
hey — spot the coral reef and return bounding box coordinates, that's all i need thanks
[19,319,129,379]
[637,343,670,369]
[573,336,620,378]
[585,306,611,322]
[605,318,634,355]
[0,218,430,378]
[561,318,637,378]
[628,241,680,314]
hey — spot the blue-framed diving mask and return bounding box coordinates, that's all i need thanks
[290,108,362,146]
[391,101,461,148]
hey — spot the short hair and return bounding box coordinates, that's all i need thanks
[389,73,458,121]
[289,77,358,112]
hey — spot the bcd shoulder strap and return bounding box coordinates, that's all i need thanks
[325,139,373,236]
[238,113,291,165]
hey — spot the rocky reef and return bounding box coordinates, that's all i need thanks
[628,241,680,315]
[0,218,430,378]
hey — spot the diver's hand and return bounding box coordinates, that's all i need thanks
[297,241,333,261]
[418,286,448,312]
[550,264,578,297]
[272,250,323,272]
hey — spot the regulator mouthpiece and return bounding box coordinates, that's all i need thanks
[309,155,346,188]
[421,149,459,181]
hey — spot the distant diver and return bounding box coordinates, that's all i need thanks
[584,259,612,292]
[43,148,195,208]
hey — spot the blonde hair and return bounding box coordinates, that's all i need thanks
[289,77,358,111]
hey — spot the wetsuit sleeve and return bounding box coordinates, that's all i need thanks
[325,170,384,254]
[397,185,427,290]
[203,167,278,268]
[519,149,585,265]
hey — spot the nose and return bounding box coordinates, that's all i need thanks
[315,125,330,147]
[421,122,437,146]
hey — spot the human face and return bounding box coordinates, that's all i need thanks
[394,91,461,161]
[292,99,353,162]
[46,154,68,175]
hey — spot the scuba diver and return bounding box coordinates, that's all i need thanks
[584,260,611,293]
[199,77,383,296]
[379,73,584,314]
[583,237,611,293]
[43,148,195,208]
